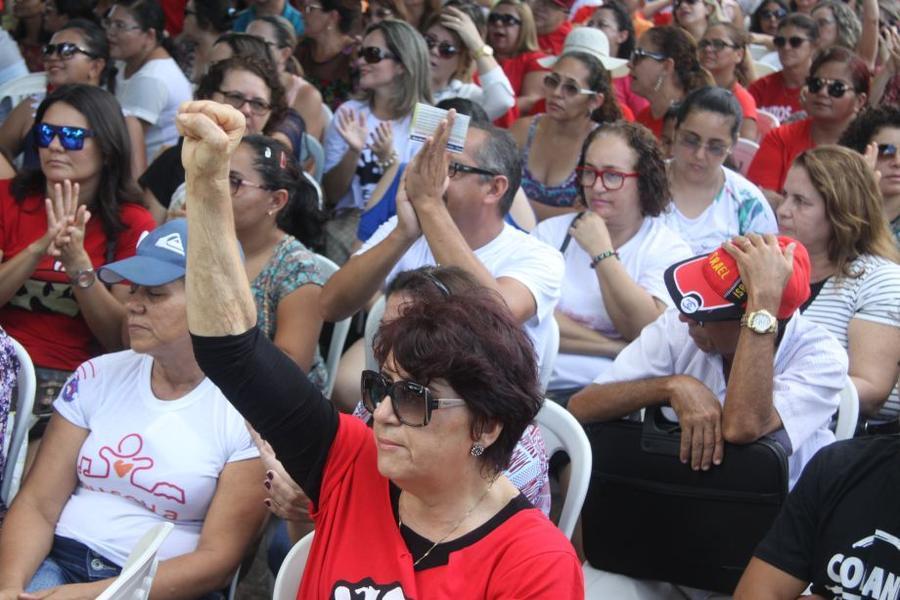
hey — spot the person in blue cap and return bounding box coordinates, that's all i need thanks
[0,219,267,600]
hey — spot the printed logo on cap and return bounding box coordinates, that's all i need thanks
[155,233,185,256]
[680,295,701,314]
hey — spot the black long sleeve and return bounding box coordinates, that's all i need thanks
[191,327,339,505]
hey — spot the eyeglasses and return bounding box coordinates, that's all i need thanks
[698,38,738,51]
[360,46,397,64]
[216,90,272,115]
[36,123,95,150]
[773,35,809,48]
[448,162,498,178]
[877,144,898,160]
[302,3,324,13]
[576,166,639,190]
[361,370,466,427]
[228,173,270,196]
[487,12,522,26]
[631,47,668,62]
[676,131,730,157]
[759,8,787,19]
[543,73,595,98]
[806,76,852,98]
[674,0,702,7]
[101,17,142,33]
[424,35,460,59]
[42,42,98,60]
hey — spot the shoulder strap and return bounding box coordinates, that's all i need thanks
[558,212,585,254]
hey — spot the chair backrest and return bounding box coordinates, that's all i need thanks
[536,400,591,539]
[834,378,859,441]
[273,531,314,600]
[755,109,780,141]
[300,133,325,184]
[730,138,760,176]
[1,337,36,507]
[538,321,559,394]
[748,43,769,60]
[364,295,386,373]
[313,253,351,397]
[753,61,777,78]
[0,72,47,108]
[96,522,174,600]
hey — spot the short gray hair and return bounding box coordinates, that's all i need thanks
[469,122,521,215]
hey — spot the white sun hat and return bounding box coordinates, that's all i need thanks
[537,27,630,78]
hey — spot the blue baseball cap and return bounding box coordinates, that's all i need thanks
[99,219,188,286]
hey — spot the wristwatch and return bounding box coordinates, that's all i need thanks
[68,267,97,289]
[741,309,777,334]
[473,44,494,60]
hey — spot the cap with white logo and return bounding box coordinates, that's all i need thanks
[98,219,188,286]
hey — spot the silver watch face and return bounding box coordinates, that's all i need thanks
[75,270,96,288]
[751,312,775,331]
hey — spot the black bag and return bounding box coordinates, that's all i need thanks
[581,406,789,594]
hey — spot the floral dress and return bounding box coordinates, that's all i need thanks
[0,328,18,517]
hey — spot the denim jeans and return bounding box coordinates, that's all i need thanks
[26,536,121,592]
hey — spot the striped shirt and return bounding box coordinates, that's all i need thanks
[801,255,900,422]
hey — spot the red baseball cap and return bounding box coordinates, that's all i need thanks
[664,236,811,322]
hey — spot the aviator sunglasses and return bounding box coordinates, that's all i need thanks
[361,370,466,427]
[877,144,898,160]
[424,34,460,58]
[36,123,95,150]
[42,42,98,59]
[487,12,521,26]
[360,46,397,64]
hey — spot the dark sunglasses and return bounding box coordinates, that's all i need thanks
[488,12,522,26]
[543,73,595,98]
[424,34,460,58]
[877,144,898,160]
[773,35,809,48]
[806,76,851,98]
[217,90,272,115]
[631,47,668,62]
[360,46,397,64]
[674,0,702,7]
[42,42,98,59]
[698,38,738,51]
[448,162,498,178]
[360,370,466,427]
[36,123,95,150]
[760,8,787,19]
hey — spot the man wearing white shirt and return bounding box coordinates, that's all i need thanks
[321,115,564,408]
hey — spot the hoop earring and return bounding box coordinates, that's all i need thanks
[470,443,485,457]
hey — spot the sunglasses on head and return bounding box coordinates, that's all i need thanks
[773,35,808,48]
[760,8,787,19]
[42,42,98,59]
[877,144,898,160]
[360,46,397,64]
[360,370,466,427]
[543,73,595,98]
[806,76,851,98]
[36,123,95,150]
[698,38,738,51]
[424,34,460,58]
[487,12,521,26]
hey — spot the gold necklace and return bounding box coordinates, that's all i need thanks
[398,482,495,567]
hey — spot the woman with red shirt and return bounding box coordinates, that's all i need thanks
[747,47,869,203]
[0,84,154,414]
[699,23,759,140]
[629,26,713,138]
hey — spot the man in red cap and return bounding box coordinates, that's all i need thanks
[532,0,574,55]
[569,233,848,490]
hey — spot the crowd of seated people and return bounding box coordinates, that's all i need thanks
[0,0,898,597]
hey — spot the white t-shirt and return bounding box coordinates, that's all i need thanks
[661,166,778,255]
[358,217,565,366]
[115,58,192,161]
[532,215,693,390]
[323,99,421,213]
[801,254,900,423]
[594,309,848,489]
[53,351,258,565]
[434,68,516,121]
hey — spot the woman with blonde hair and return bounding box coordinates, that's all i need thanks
[777,145,900,430]
[487,0,548,124]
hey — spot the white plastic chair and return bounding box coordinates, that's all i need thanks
[755,109,780,141]
[273,531,314,600]
[538,320,559,394]
[730,138,760,176]
[1,337,36,507]
[96,522,174,600]
[363,295,386,373]
[536,401,591,540]
[314,253,352,398]
[834,379,859,441]
[748,43,769,60]
[753,61,778,78]
[0,72,47,108]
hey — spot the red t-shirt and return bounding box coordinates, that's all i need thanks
[614,75,650,116]
[538,21,572,55]
[746,119,814,192]
[733,82,758,123]
[494,51,549,128]
[635,105,665,138]
[0,180,156,370]
[748,71,804,124]
[300,414,584,599]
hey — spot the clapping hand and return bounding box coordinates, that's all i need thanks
[335,108,369,154]
[370,122,394,165]
[404,111,454,207]
[29,181,78,259]
[176,101,245,179]
[49,181,93,273]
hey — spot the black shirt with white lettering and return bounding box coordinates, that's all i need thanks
[754,436,900,599]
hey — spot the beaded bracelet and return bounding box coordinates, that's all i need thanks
[590,250,619,268]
